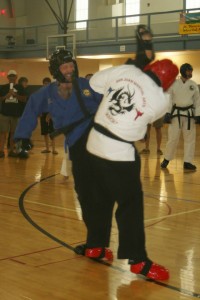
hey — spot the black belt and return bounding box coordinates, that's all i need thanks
[93,123,133,145]
[171,104,194,130]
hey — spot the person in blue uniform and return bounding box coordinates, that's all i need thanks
[14,50,102,240]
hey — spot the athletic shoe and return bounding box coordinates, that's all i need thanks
[52,150,58,155]
[41,149,51,153]
[85,247,113,261]
[130,259,169,281]
[18,150,29,159]
[140,149,150,154]
[183,162,196,170]
[161,159,169,168]
[157,149,163,155]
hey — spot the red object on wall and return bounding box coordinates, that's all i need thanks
[0,9,6,15]
[0,71,6,77]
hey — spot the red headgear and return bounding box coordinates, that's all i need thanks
[144,59,179,91]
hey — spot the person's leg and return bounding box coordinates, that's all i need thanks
[70,131,114,260]
[0,132,6,157]
[113,154,147,260]
[140,124,151,154]
[84,152,146,259]
[161,118,181,168]
[60,152,70,181]
[153,117,164,154]
[9,132,15,151]
[45,134,49,150]
[69,131,100,233]
[0,115,10,157]
[41,134,51,153]
[145,124,151,150]
[40,114,51,153]
[48,119,58,154]
[7,131,10,149]
[85,154,116,248]
[8,117,19,157]
[51,137,58,154]
[86,150,169,280]
[182,117,196,169]
[165,120,181,159]
[112,151,169,280]
[155,127,163,154]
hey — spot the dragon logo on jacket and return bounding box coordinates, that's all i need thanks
[106,78,145,121]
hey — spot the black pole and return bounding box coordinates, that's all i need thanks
[63,0,67,46]
[63,0,67,33]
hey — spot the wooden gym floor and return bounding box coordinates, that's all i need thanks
[0,125,200,300]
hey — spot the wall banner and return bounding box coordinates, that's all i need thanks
[179,12,200,35]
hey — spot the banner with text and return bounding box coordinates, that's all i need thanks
[179,12,200,35]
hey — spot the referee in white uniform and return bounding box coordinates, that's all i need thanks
[161,63,200,170]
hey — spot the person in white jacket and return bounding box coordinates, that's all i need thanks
[85,58,178,281]
[161,63,200,170]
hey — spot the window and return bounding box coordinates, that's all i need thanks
[125,0,140,24]
[186,0,200,12]
[75,0,88,29]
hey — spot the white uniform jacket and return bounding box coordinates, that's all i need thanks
[87,64,169,161]
[167,78,200,119]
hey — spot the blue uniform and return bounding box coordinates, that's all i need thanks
[14,77,102,242]
[14,78,102,147]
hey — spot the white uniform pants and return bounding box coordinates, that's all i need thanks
[60,152,72,177]
[164,116,196,163]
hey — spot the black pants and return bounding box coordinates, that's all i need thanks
[69,133,147,262]
[87,151,147,262]
[40,113,54,135]
[69,130,97,230]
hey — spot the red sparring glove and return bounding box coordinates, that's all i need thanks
[144,59,179,91]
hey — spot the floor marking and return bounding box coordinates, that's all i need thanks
[0,246,62,261]
[26,200,81,212]
[17,173,200,299]
[153,226,171,231]
[145,207,200,222]
[1,193,200,222]
[0,194,81,212]
[0,194,17,200]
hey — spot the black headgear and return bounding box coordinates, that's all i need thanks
[180,63,193,79]
[49,49,78,83]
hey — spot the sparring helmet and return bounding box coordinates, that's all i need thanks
[180,63,193,79]
[144,59,179,91]
[49,49,78,82]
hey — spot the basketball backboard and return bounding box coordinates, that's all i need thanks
[46,33,76,59]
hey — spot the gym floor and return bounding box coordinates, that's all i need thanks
[0,125,200,300]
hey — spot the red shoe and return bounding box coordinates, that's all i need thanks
[130,259,169,281]
[85,247,113,261]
